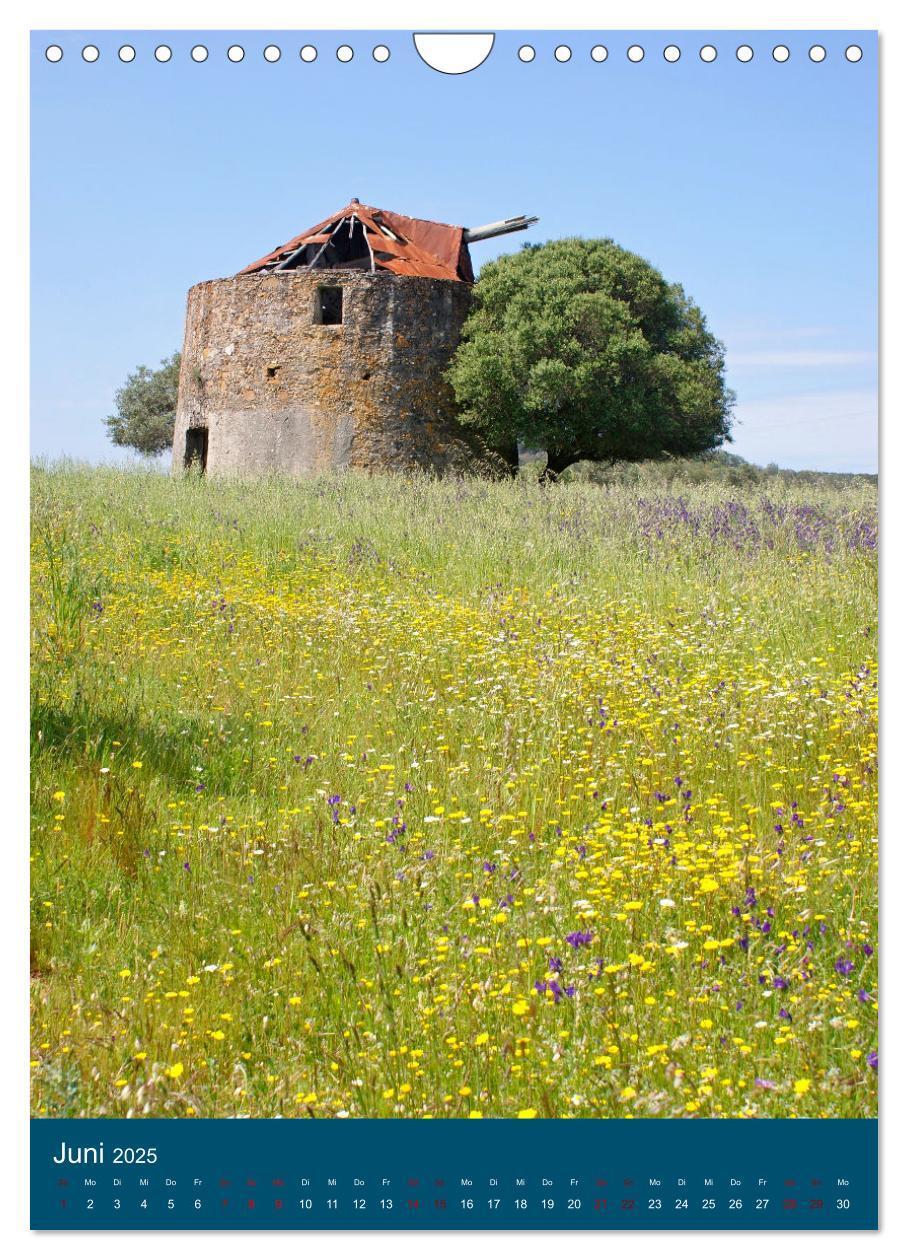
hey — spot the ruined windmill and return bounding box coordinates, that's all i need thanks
[171,200,538,476]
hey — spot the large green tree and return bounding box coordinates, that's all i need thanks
[104,353,181,456]
[447,239,734,473]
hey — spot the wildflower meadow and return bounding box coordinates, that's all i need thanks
[30,463,877,1120]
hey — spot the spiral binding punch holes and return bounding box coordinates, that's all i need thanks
[43,36,865,67]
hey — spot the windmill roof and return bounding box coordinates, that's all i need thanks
[238,201,474,283]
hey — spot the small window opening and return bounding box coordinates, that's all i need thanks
[266,364,279,379]
[184,426,209,472]
[316,286,343,325]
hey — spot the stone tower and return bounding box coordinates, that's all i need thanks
[171,200,536,477]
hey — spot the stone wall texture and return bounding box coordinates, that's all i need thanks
[172,270,503,477]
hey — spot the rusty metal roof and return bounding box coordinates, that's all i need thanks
[238,200,475,283]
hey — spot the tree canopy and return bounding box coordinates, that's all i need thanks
[446,238,734,472]
[104,354,181,456]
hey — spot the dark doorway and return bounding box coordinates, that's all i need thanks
[184,426,209,471]
[316,286,343,325]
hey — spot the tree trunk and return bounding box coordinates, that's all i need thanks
[544,449,583,476]
[494,441,521,475]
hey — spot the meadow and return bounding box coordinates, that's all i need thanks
[30,462,878,1119]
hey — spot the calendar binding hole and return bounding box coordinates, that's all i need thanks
[413,33,495,74]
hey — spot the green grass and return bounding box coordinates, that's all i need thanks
[30,462,877,1119]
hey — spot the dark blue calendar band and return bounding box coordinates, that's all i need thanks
[31,1117,877,1231]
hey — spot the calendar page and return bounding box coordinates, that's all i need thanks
[29,22,878,1233]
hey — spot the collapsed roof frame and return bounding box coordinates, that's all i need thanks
[274,212,374,273]
[238,202,538,284]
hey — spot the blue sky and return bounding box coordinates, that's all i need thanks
[30,29,878,471]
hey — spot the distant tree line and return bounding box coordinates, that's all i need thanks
[558,450,877,490]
